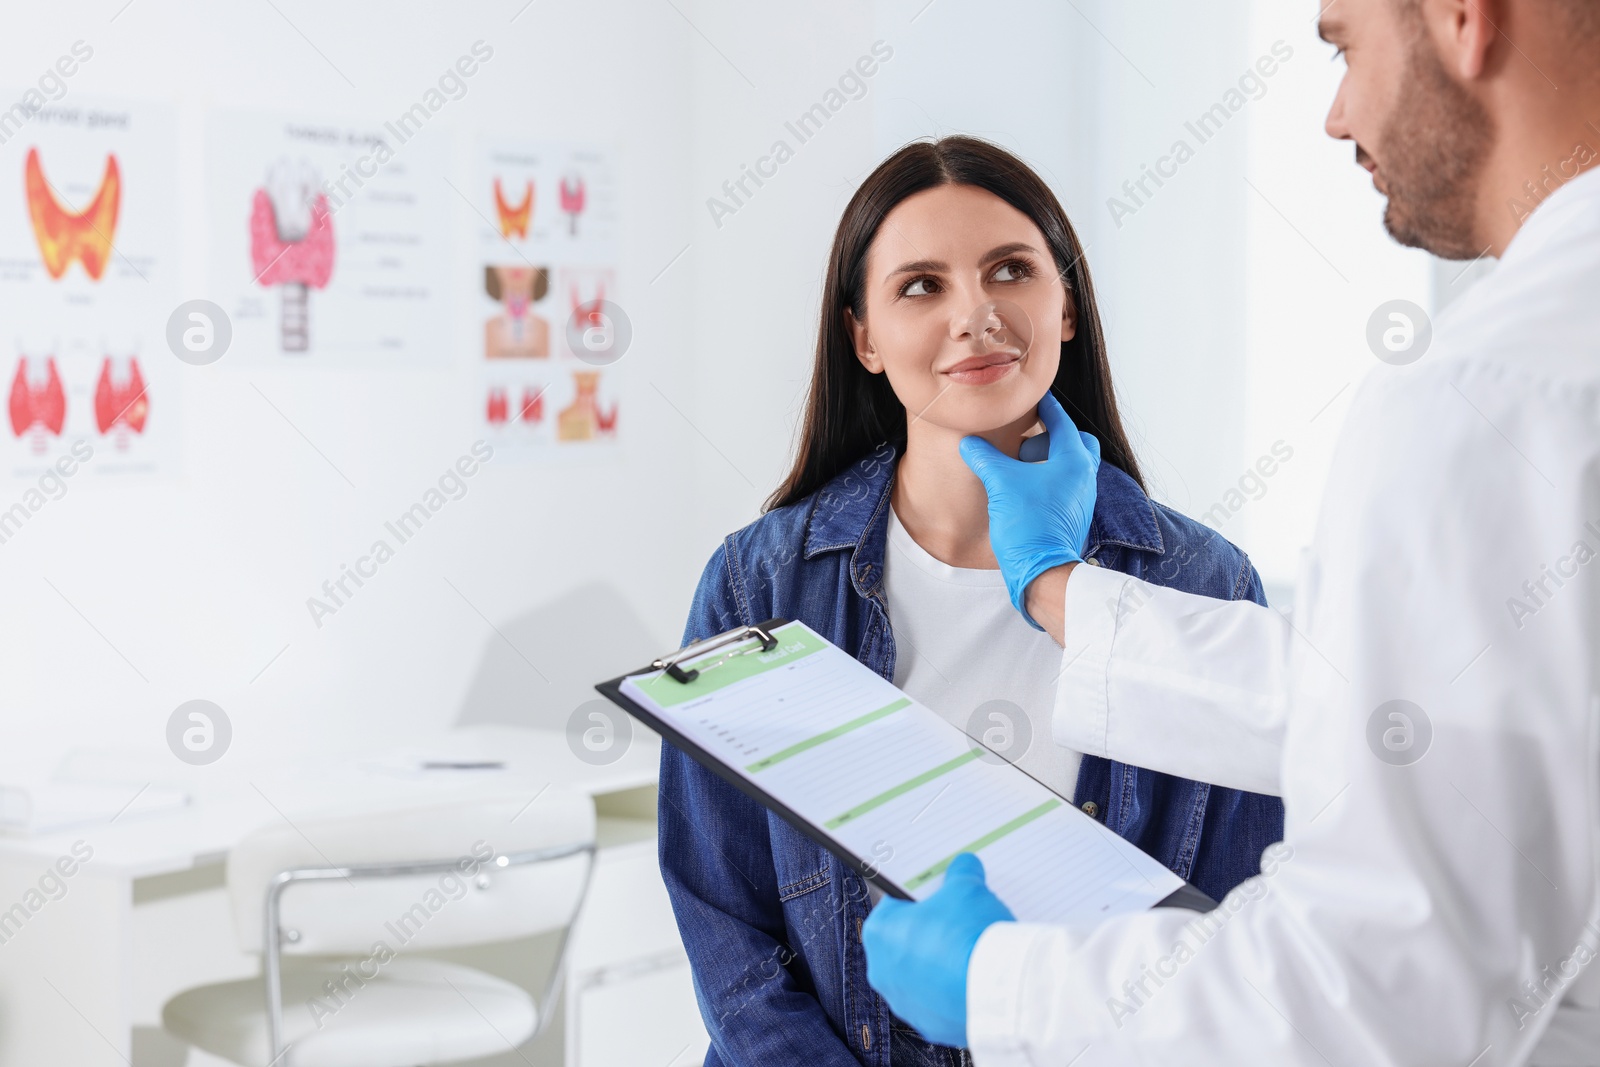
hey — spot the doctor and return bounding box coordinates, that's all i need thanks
[862,0,1600,1063]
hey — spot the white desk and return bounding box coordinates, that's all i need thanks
[0,726,707,1067]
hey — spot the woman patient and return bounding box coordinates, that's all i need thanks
[658,135,1282,1066]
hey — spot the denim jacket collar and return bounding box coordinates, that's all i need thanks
[801,441,1165,587]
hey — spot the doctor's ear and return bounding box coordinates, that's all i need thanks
[847,308,883,374]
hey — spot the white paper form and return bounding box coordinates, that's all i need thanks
[623,621,1182,925]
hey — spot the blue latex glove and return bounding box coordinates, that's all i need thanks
[959,392,1101,628]
[862,853,1016,1048]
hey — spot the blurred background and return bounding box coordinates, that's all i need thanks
[0,1,1466,1064]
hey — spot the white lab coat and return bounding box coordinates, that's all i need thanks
[967,167,1600,1067]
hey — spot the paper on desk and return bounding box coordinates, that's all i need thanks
[621,621,1182,926]
[0,782,189,835]
[354,750,513,780]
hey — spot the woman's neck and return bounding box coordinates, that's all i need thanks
[891,410,1039,569]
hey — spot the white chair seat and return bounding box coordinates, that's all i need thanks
[162,956,535,1067]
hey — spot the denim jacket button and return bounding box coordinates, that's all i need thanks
[1085,555,1102,567]
[1081,800,1100,818]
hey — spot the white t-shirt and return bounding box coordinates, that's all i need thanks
[882,505,1083,800]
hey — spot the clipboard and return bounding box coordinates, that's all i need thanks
[597,618,1216,915]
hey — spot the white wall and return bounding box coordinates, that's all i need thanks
[1240,0,1434,589]
[1,0,700,775]
[1032,0,1256,526]
[681,0,879,557]
[3,0,1439,777]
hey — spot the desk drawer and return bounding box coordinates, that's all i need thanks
[575,960,706,1067]
[573,834,683,972]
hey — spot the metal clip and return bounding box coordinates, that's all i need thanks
[652,624,779,684]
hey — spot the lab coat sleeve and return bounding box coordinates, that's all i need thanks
[970,360,1600,1066]
[1052,561,1290,796]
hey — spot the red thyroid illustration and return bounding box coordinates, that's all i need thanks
[25,148,121,281]
[9,357,67,452]
[249,173,336,352]
[486,387,509,425]
[94,357,149,445]
[518,387,544,423]
[559,175,585,236]
[570,280,606,328]
[494,178,532,239]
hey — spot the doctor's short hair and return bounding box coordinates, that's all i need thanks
[767,134,1144,512]
[1396,0,1599,40]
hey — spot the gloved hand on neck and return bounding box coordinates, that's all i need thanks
[958,391,1102,628]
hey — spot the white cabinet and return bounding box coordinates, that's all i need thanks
[564,809,708,1067]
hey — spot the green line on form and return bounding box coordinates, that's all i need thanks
[744,698,910,773]
[902,798,1063,891]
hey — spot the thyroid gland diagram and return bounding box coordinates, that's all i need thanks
[485,385,545,426]
[494,178,532,239]
[567,278,607,355]
[250,160,336,353]
[8,357,66,452]
[24,148,121,281]
[94,357,149,446]
[558,173,585,236]
[557,370,617,442]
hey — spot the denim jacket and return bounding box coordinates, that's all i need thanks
[658,443,1284,1066]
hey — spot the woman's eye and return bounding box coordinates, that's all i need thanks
[900,276,939,297]
[992,261,1033,283]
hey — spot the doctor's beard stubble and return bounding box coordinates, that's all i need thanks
[1369,6,1494,260]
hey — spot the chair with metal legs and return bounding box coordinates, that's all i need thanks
[161,788,596,1066]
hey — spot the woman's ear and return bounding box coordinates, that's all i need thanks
[847,308,883,374]
[1061,288,1078,344]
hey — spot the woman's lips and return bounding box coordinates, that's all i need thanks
[943,351,1021,385]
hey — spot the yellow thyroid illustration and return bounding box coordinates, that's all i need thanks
[25,148,122,281]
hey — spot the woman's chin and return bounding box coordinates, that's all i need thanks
[919,409,1043,441]
[915,383,1048,438]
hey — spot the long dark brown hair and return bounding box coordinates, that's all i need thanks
[766,135,1144,512]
